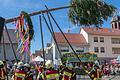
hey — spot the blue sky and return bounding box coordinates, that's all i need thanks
[0,0,120,53]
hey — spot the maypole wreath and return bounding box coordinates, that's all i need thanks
[15,11,34,54]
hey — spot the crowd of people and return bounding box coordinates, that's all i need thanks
[0,59,120,80]
[101,63,120,76]
[0,60,76,80]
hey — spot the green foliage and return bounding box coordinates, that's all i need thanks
[21,11,34,42]
[68,0,117,27]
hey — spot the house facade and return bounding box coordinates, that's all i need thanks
[49,15,120,64]
[80,27,120,63]
[51,33,89,65]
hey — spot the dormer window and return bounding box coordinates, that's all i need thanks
[115,23,117,29]
[112,24,113,28]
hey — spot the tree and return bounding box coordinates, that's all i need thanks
[68,0,117,27]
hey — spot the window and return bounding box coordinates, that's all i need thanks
[61,46,69,52]
[112,24,113,28]
[76,47,84,53]
[115,22,117,29]
[112,38,120,44]
[94,47,99,53]
[112,48,120,54]
[94,37,98,42]
[100,37,104,42]
[100,47,105,53]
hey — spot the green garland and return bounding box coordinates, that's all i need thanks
[21,11,34,42]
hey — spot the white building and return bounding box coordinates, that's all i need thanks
[80,27,120,63]
[49,15,120,64]
[51,32,89,65]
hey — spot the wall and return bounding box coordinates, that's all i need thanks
[80,28,89,43]
[0,43,18,61]
[88,34,120,58]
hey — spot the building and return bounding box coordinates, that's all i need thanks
[49,15,120,64]
[80,27,120,63]
[0,29,28,63]
[31,43,53,61]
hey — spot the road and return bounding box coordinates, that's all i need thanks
[76,75,120,80]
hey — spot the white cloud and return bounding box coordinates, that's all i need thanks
[63,26,79,32]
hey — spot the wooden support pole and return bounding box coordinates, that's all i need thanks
[42,13,63,64]
[46,11,63,60]
[2,34,9,80]
[45,5,82,63]
[39,15,45,69]
[4,25,18,62]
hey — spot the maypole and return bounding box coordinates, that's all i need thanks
[5,6,73,24]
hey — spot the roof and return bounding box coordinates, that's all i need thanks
[82,27,120,36]
[32,50,43,56]
[54,32,87,44]
[32,50,43,60]
[1,29,17,43]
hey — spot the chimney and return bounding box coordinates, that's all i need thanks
[67,26,70,33]
[111,15,120,29]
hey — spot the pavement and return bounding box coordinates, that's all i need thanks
[102,75,120,80]
[76,75,120,80]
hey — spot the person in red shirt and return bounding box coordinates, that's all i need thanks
[61,62,76,80]
[24,63,33,80]
[12,62,27,80]
[0,60,6,80]
[38,60,60,80]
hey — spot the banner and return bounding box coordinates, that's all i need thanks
[63,52,97,62]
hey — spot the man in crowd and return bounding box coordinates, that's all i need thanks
[0,60,6,80]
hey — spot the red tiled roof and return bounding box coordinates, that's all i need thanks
[82,27,120,36]
[54,32,87,44]
[1,29,17,43]
[32,51,43,59]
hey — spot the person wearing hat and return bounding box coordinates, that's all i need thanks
[0,60,6,80]
[11,62,18,78]
[87,61,102,80]
[38,60,59,80]
[12,61,27,80]
[61,62,76,80]
[37,66,44,80]
[24,63,33,80]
